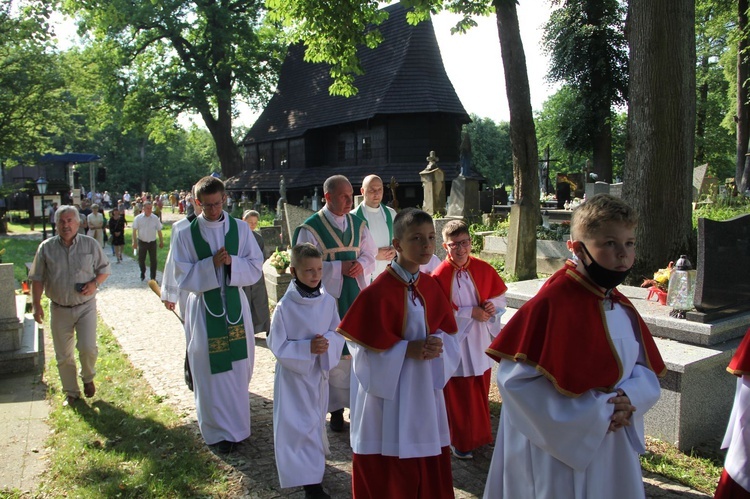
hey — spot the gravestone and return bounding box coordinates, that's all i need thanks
[585,181,610,199]
[420,151,446,215]
[0,263,42,374]
[447,177,480,218]
[283,203,315,248]
[609,182,623,198]
[0,264,21,352]
[556,182,571,209]
[687,214,750,323]
[692,164,708,201]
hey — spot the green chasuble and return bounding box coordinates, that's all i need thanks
[190,216,247,374]
[292,210,366,317]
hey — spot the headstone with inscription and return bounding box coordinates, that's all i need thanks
[687,214,750,323]
[447,177,480,217]
[283,203,315,249]
[692,164,708,201]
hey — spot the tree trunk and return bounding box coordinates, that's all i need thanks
[494,0,540,280]
[696,53,708,165]
[737,0,750,189]
[591,115,613,182]
[199,89,243,179]
[624,0,695,282]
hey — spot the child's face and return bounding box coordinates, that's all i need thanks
[567,222,636,274]
[443,232,472,267]
[394,222,436,271]
[291,256,323,288]
[244,215,259,231]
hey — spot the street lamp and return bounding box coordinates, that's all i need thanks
[36,177,48,240]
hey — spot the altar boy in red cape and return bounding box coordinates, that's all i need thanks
[714,328,750,499]
[432,220,507,459]
[338,208,461,499]
[483,194,666,499]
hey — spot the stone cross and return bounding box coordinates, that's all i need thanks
[425,151,439,172]
[538,145,557,195]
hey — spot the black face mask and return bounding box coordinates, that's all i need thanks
[580,243,630,290]
[293,277,322,297]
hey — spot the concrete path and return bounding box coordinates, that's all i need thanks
[0,215,712,497]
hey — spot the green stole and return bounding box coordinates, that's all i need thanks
[354,203,393,242]
[190,216,247,374]
[293,210,364,317]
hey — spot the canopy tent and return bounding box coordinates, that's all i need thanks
[39,153,101,164]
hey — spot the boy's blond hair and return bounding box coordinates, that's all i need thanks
[570,194,638,240]
[290,243,323,268]
[442,219,470,240]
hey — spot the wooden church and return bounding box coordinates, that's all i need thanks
[228,2,472,208]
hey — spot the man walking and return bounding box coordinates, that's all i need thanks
[171,175,263,453]
[132,200,164,282]
[352,174,397,282]
[29,205,111,406]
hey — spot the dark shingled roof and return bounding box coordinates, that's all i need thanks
[242,2,469,145]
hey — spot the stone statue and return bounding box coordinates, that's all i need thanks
[279,175,287,201]
[312,187,320,211]
[389,176,399,210]
[254,186,261,210]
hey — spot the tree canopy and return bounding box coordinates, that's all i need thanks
[62,0,284,178]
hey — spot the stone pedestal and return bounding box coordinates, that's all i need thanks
[447,176,480,218]
[263,259,292,305]
[420,167,446,215]
[502,278,749,451]
[0,264,22,352]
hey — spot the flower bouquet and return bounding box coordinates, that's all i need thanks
[641,262,673,305]
[269,247,291,274]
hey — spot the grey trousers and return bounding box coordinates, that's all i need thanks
[49,299,98,397]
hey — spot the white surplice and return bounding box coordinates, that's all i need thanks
[172,212,263,445]
[348,262,462,459]
[161,216,192,323]
[484,303,662,499]
[721,375,750,493]
[450,270,506,377]
[352,202,396,281]
[419,254,442,275]
[268,283,345,488]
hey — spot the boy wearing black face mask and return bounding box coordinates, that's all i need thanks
[483,194,667,499]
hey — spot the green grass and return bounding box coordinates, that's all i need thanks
[0,237,41,284]
[31,310,240,498]
[641,436,722,495]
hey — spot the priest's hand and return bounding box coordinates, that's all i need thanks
[471,306,492,322]
[607,389,636,432]
[342,260,364,278]
[406,335,443,360]
[376,246,396,261]
[163,301,175,311]
[213,247,231,267]
[310,334,329,355]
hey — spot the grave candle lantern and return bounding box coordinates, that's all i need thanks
[667,255,696,319]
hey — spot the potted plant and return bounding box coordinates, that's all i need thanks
[269,247,291,274]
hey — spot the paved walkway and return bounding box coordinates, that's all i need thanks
[1,216,712,497]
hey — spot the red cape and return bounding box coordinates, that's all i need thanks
[432,255,508,310]
[337,266,457,351]
[486,265,666,397]
[728,328,750,376]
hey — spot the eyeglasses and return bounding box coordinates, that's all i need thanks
[200,197,225,209]
[446,239,471,250]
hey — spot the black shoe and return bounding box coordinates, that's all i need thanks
[329,409,344,432]
[140,274,145,282]
[211,440,236,454]
[303,484,331,499]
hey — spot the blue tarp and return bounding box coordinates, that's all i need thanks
[39,153,101,164]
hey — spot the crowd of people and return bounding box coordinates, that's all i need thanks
[26,174,747,499]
